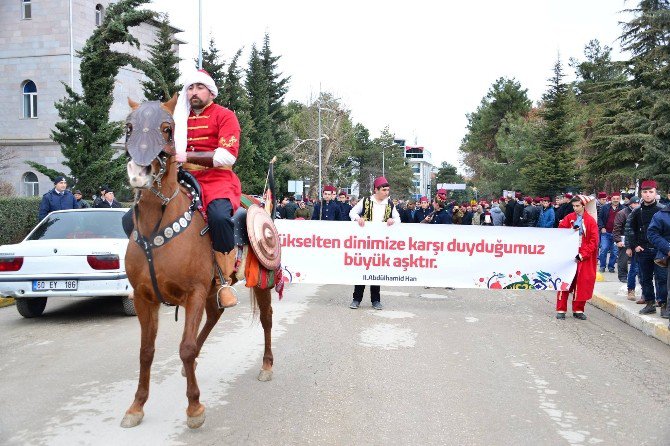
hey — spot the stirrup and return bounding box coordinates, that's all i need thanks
[216,282,238,310]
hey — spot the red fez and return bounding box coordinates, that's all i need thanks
[543,197,550,202]
[641,180,657,190]
[419,196,428,203]
[437,188,447,195]
[323,185,336,193]
[533,196,541,203]
[564,193,573,199]
[338,189,348,196]
[597,192,607,199]
[610,192,621,198]
[499,196,505,201]
[373,176,389,189]
[523,196,532,203]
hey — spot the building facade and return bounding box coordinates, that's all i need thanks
[0,0,181,197]
[394,139,436,200]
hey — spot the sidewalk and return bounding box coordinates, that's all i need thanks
[589,272,670,345]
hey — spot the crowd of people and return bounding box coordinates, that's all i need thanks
[278,180,670,326]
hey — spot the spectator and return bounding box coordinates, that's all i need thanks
[312,185,341,221]
[93,185,109,208]
[537,197,555,228]
[519,196,540,227]
[38,176,79,220]
[554,193,573,227]
[480,204,494,226]
[413,197,432,223]
[513,192,525,226]
[348,176,401,310]
[74,190,91,209]
[556,195,599,320]
[627,180,667,316]
[95,189,122,208]
[462,205,474,225]
[400,199,417,223]
[472,204,483,225]
[646,201,670,319]
[490,202,505,226]
[597,193,623,273]
[613,196,640,291]
[284,196,298,220]
[504,193,517,226]
[337,190,352,221]
[295,201,311,220]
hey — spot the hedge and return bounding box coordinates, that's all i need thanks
[0,197,41,245]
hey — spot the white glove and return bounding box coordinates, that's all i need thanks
[213,148,237,167]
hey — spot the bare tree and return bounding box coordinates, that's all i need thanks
[0,146,17,196]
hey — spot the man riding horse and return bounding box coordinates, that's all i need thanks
[173,69,241,308]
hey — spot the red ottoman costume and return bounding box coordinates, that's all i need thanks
[557,196,599,314]
[185,102,241,211]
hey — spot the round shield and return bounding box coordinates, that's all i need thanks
[246,204,281,270]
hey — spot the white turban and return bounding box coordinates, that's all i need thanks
[174,70,218,162]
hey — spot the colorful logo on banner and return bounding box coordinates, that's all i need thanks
[477,270,569,291]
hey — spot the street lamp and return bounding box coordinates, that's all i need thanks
[317,103,336,200]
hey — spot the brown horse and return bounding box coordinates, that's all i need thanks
[120,96,274,429]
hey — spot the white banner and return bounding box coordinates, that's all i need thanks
[275,220,579,291]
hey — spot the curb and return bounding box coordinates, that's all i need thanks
[589,292,670,346]
[0,297,16,308]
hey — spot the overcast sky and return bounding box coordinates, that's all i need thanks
[151,0,632,170]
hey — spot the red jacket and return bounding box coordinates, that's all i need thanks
[558,211,599,301]
[185,102,242,211]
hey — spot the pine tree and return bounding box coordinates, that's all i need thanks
[260,33,291,148]
[27,0,154,197]
[196,36,226,105]
[220,49,261,193]
[246,45,275,188]
[460,78,532,180]
[522,58,578,196]
[618,0,670,185]
[142,13,182,101]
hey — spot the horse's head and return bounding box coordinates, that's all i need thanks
[125,95,178,189]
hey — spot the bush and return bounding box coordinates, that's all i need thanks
[0,197,41,245]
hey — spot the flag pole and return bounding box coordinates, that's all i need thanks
[198,0,203,69]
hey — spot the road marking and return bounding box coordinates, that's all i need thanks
[419,293,451,299]
[380,291,410,296]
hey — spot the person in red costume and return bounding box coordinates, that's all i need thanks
[173,69,242,308]
[556,195,599,320]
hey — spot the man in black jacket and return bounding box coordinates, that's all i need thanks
[513,192,525,227]
[554,193,574,228]
[504,193,516,226]
[626,180,667,315]
[38,176,79,220]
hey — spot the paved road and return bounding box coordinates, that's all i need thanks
[0,284,669,445]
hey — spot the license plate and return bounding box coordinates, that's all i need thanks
[32,280,78,291]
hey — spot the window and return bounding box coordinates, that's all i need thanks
[95,4,104,26]
[21,0,31,19]
[22,80,37,118]
[23,172,39,196]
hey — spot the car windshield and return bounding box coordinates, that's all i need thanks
[27,211,127,240]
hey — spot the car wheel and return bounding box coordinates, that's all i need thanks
[16,297,47,318]
[121,296,137,316]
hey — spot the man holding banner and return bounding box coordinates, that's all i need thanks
[348,176,401,310]
[556,195,599,320]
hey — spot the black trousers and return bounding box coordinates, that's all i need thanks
[353,285,380,303]
[122,198,234,253]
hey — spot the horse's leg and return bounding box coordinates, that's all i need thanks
[255,288,274,382]
[181,292,207,429]
[181,290,223,377]
[121,296,160,428]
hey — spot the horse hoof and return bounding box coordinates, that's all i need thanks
[258,369,273,382]
[187,407,206,429]
[120,411,144,428]
[181,360,198,377]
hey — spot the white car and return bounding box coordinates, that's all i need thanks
[0,208,134,318]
